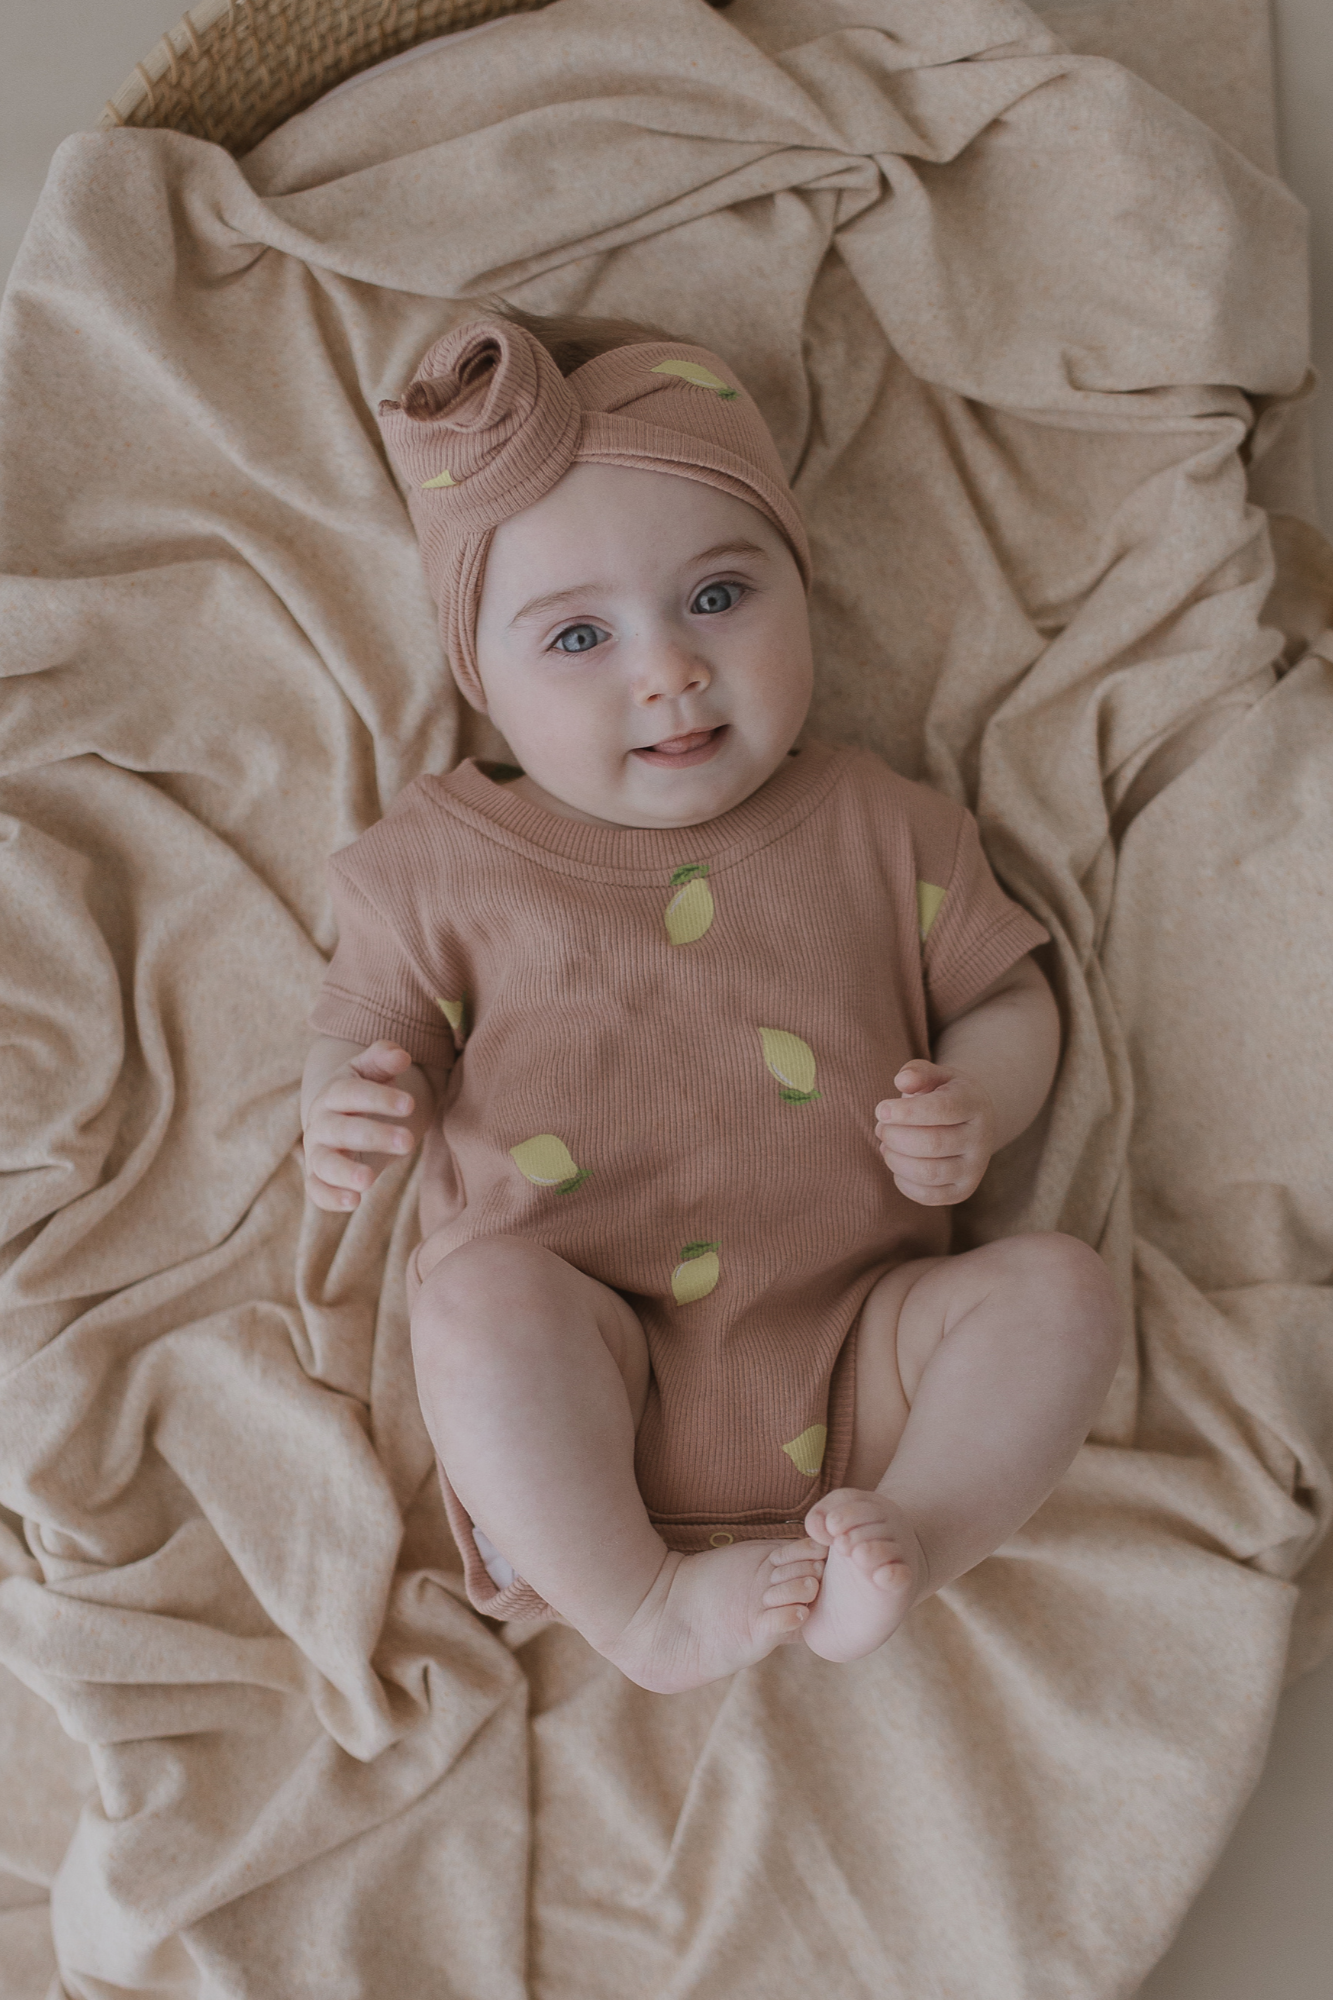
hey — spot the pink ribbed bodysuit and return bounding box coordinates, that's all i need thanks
[309,737,1048,1618]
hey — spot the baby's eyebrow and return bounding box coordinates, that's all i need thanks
[688,539,772,568]
[510,580,611,625]
[508,540,771,626]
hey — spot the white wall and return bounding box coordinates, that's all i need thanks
[0,0,173,288]
[1272,0,1333,523]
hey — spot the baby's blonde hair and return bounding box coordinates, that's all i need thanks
[477,297,685,379]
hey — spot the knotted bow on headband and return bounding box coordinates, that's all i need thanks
[378,319,811,712]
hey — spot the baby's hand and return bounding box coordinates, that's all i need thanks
[874,1059,996,1206]
[303,1039,422,1212]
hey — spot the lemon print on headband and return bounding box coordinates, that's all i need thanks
[651,359,738,401]
[664,862,714,945]
[510,1134,591,1194]
[420,468,458,490]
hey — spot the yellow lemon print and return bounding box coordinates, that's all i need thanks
[651,359,738,400]
[510,1134,591,1194]
[757,1027,821,1104]
[781,1424,828,1478]
[671,1240,720,1304]
[420,468,458,489]
[917,881,946,942]
[435,995,466,1041]
[664,862,714,944]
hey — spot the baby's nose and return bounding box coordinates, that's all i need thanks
[637,640,711,702]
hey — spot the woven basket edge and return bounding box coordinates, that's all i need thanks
[100,0,236,128]
[97,0,539,142]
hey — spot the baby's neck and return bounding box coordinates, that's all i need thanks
[490,750,802,831]
[500,770,618,826]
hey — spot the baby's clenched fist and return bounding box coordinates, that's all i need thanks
[874,1059,995,1206]
[302,1038,424,1211]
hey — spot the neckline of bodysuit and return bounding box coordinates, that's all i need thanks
[425,737,852,882]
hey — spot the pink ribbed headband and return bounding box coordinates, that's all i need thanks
[377,319,811,712]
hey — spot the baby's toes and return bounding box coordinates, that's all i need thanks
[831,1515,896,1559]
[768,1537,826,1570]
[807,1492,871,1544]
[850,1537,908,1587]
[762,1567,821,1610]
[811,1490,884,1539]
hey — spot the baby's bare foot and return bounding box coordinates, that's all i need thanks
[798,1489,928,1663]
[599,1538,827,1693]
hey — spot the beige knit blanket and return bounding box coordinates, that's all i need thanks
[3,2,1332,1993]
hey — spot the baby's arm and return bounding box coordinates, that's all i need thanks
[876,955,1059,1205]
[301,1035,442,1211]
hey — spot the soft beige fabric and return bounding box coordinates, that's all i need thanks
[1,0,1330,1994]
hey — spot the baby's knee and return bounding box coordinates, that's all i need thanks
[1005,1232,1122,1352]
[411,1234,556,1353]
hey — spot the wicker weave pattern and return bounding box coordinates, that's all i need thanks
[98,0,546,155]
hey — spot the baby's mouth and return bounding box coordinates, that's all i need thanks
[632,725,727,768]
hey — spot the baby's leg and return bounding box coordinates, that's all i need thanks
[411,1235,825,1691]
[799,1234,1122,1663]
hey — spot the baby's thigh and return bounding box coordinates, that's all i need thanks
[409,1231,651,1425]
[847,1235,1109,1487]
[844,1255,946,1490]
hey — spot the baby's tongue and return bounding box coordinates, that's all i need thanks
[632,725,725,767]
[655,729,713,751]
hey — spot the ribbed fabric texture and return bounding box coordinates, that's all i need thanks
[377,319,812,711]
[310,740,1048,1616]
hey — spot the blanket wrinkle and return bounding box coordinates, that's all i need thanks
[2,0,1332,1993]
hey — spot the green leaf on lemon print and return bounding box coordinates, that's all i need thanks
[435,995,466,1041]
[664,862,714,945]
[420,468,458,489]
[510,1134,591,1195]
[671,1240,720,1304]
[651,359,738,400]
[917,881,946,943]
[781,1424,828,1478]
[758,1027,821,1103]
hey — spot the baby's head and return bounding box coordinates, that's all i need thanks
[379,305,813,830]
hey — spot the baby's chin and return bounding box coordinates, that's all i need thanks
[509,727,793,829]
[613,734,787,827]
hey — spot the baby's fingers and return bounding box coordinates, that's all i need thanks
[889,1170,970,1207]
[881,1147,965,1187]
[322,1075,417,1119]
[314,1111,418,1159]
[876,1090,969,1126]
[306,1170,362,1213]
[350,1039,416,1083]
[877,1120,967,1159]
[306,1141,379,1195]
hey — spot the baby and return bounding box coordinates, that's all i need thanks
[301,305,1121,1693]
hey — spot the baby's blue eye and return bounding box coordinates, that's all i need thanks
[552,623,606,654]
[691,581,743,616]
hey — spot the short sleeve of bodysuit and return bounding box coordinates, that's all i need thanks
[884,764,1049,1033]
[308,798,460,1073]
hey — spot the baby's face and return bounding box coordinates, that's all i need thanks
[473,464,813,828]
